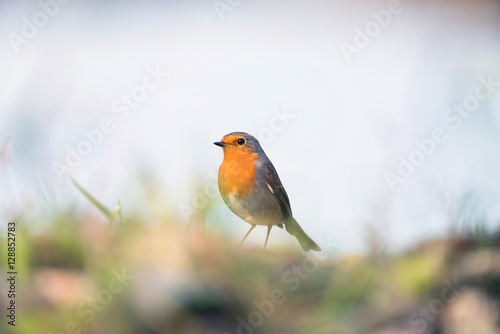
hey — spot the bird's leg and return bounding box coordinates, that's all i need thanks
[263,225,272,250]
[240,224,256,246]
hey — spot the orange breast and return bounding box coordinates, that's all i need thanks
[218,149,258,198]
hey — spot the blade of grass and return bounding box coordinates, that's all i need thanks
[117,200,123,223]
[71,177,114,222]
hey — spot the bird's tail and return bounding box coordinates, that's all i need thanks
[285,218,321,252]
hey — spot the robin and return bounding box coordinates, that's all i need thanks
[214,132,321,252]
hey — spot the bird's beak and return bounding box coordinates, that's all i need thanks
[214,141,227,147]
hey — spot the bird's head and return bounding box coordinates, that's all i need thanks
[214,132,261,157]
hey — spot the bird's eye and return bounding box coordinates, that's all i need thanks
[237,138,246,145]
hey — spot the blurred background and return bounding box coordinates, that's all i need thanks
[0,0,499,333]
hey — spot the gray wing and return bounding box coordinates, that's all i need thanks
[261,160,320,251]
[262,161,293,221]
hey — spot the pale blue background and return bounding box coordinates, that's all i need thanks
[1,0,500,254]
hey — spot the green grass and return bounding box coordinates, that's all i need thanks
[0,182,498,334]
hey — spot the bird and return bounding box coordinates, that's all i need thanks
[214,132,321,252]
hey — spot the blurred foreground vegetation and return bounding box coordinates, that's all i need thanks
[1,184,499,334]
